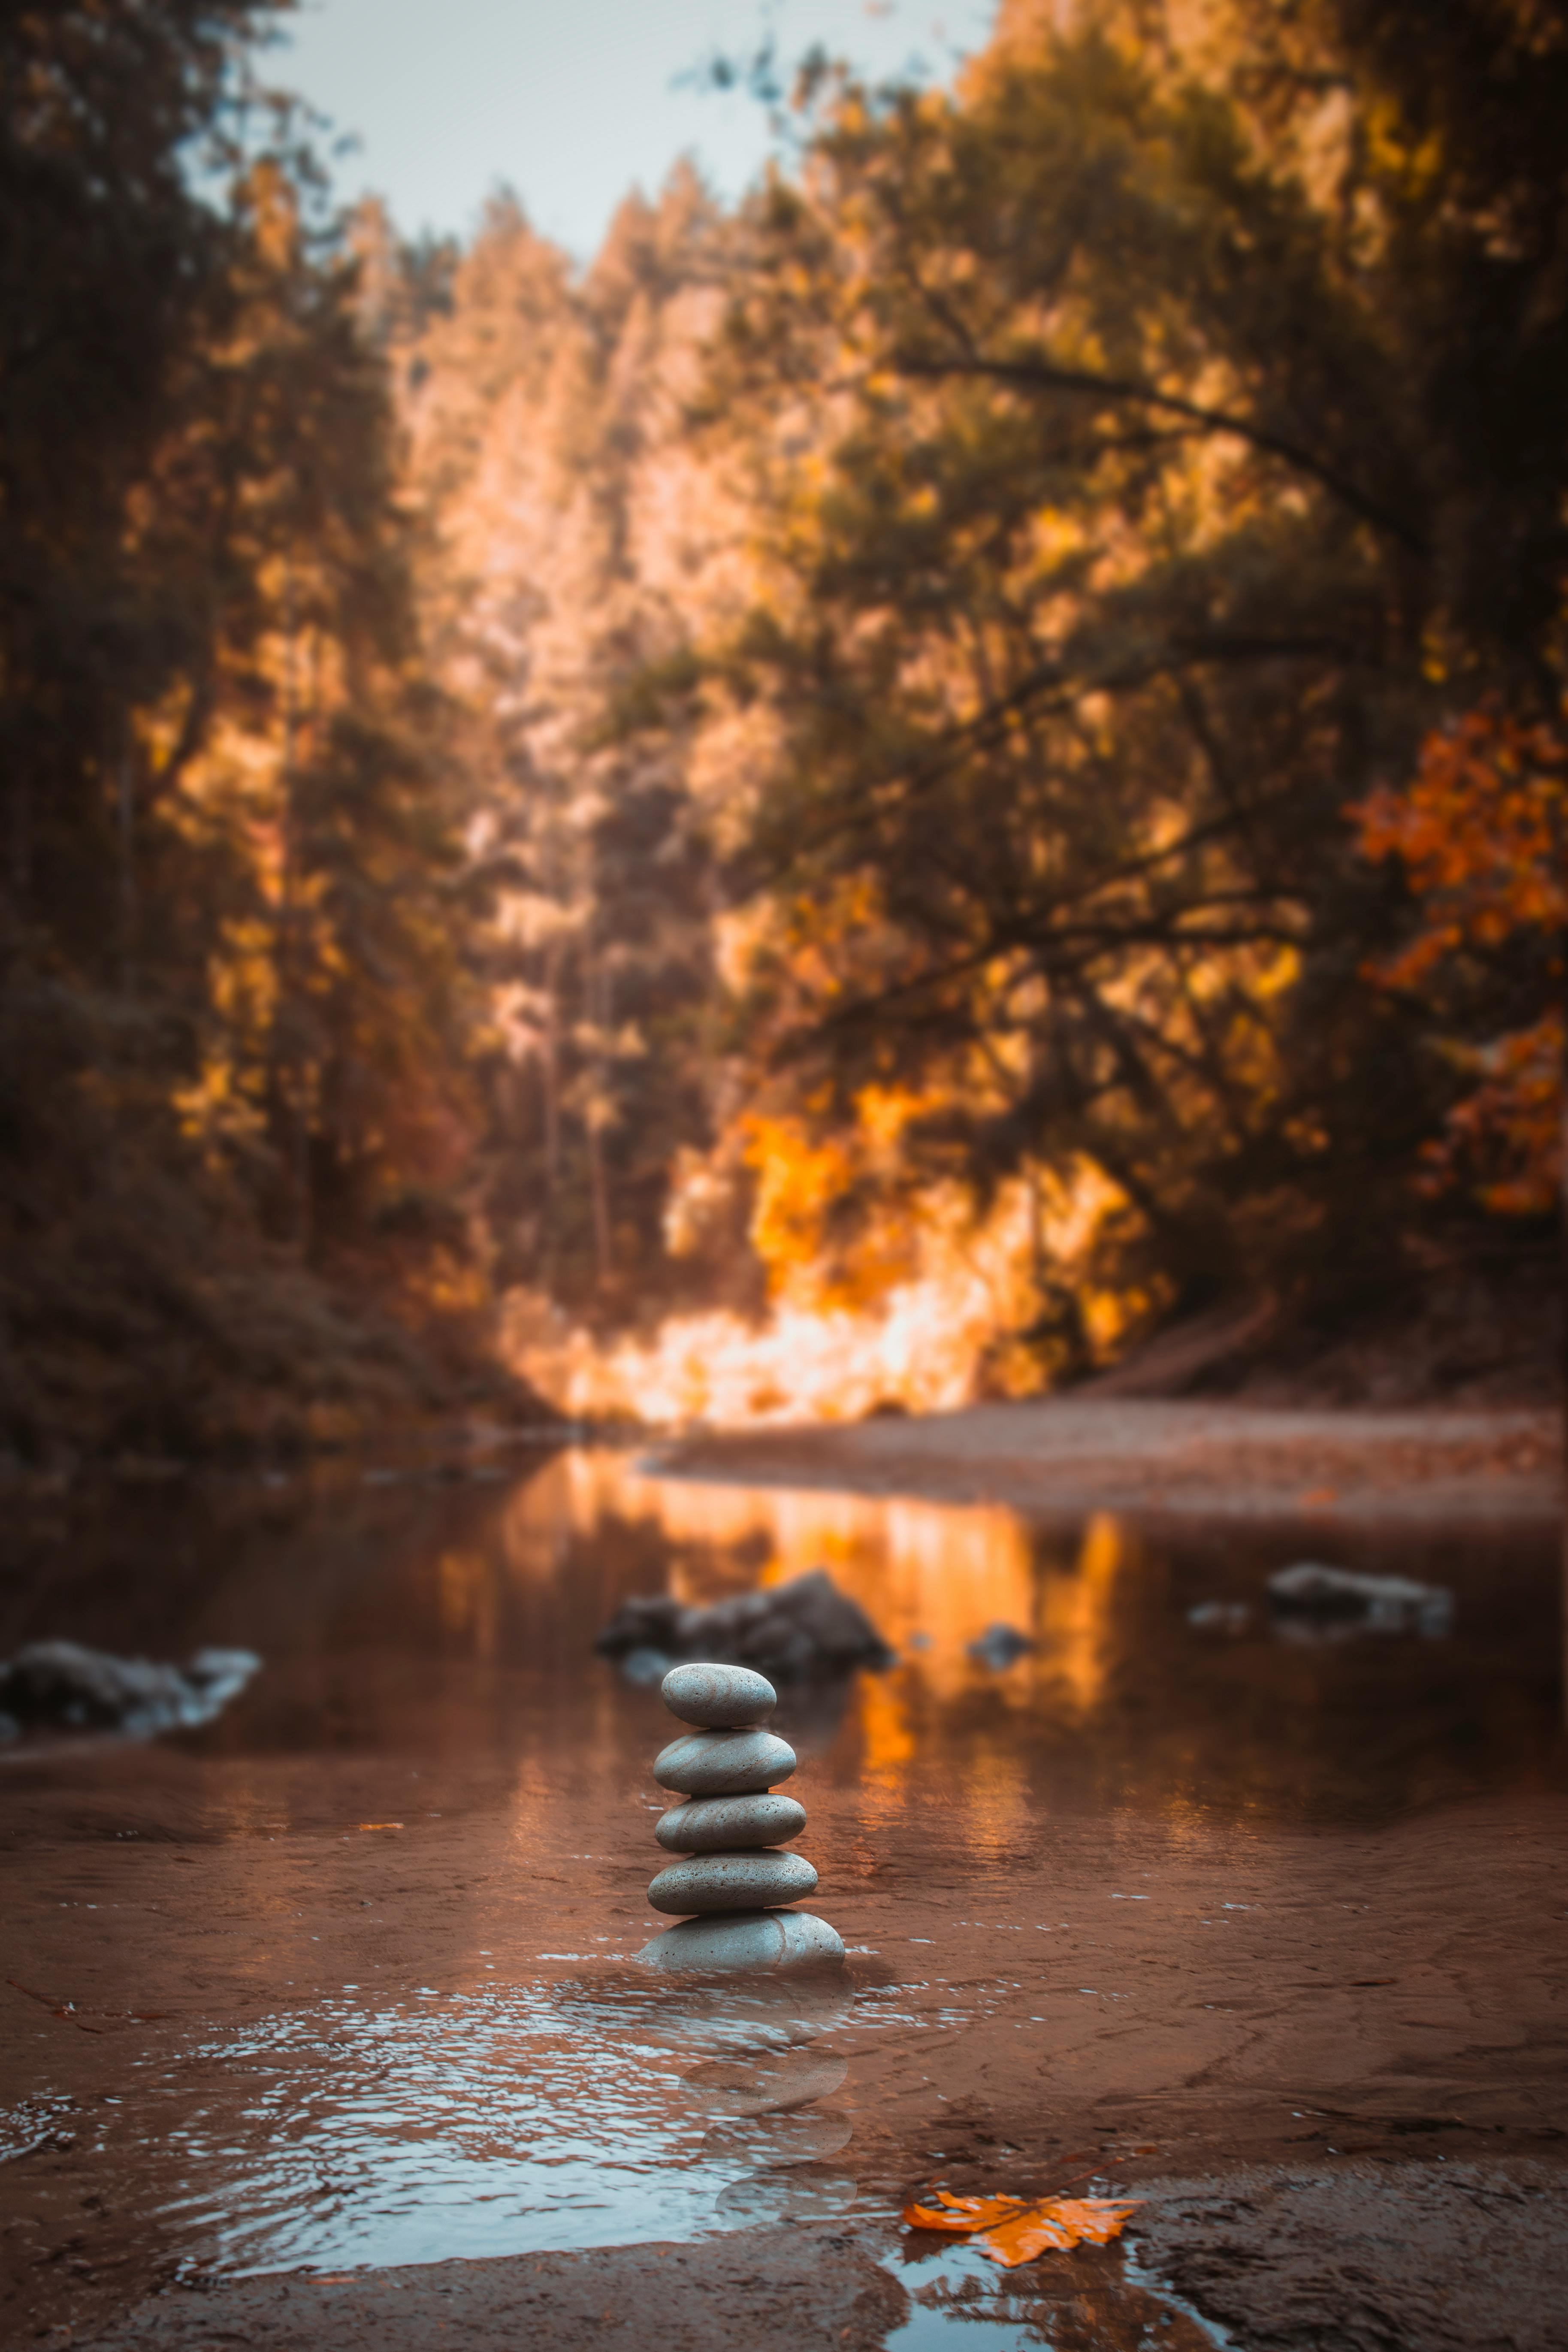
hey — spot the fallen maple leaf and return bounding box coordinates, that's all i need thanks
[980,2198,1142,2267]
[903,2192,1030,2234]
[902,2188,1141,2268]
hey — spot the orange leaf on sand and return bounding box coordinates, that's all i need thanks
[902,2189,1142,2268]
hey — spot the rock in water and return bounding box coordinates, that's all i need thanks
[967,1621,1036,1670]
[597,1569,894,1681]
[660,1661,776,1726]
[0,1641,261,1740]
[637,1910,846,1974]
[653,1726,797,1796]
[649,1849,819,1916]
[655,1791,807,1853]
[1267,1562,1453,1638]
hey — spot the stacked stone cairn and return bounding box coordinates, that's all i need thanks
[640,1662,844,1971]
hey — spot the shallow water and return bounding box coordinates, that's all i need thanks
[7,1445,1558,1816]
[1,1448,1561,2344]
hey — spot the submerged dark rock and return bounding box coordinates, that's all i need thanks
[1267,1562,1453,1639]
[0,1639,260,1740]
[1187,1600,1252,1635]
[595,1567,893,1683]
[966,1621,1037,1670]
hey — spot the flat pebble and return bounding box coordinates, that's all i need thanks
[653,1726,796,1796]
[656,1792,806,1853]
[649,1849,819,1915]
[660,1662,776,1727]
[636,1908,846,1974]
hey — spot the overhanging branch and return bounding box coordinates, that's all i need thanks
[891,349,1426,556]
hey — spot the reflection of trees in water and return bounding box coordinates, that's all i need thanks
[18,1449,1557,1820]
[547,1454,1560,1824]
[902,2255,1214,2352]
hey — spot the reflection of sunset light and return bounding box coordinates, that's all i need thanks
[1042,1514,1133,1713]
[857,1669,916,1782]
[955,1750,1041,1856]
[437,1548,500,1659]
[517,1453,1132,1721]
[495,1453,581,1582]
[600,1459,1038,1694]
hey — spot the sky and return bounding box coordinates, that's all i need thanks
[274,0,997,259]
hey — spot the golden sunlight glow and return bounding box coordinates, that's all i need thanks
[857,1668,919,1782]
[502,1161,1137,1427]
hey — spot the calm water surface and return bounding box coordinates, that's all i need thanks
[1,1448,1560,2345]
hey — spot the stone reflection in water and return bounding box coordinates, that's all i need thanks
[546,1958,864,2233]
[553,1961,856,2060]
[665,1982,858,2229]
[888,2239,1227,2352]
[651,1968,857,2215]
[680,2052,849,2114]
[701,2109,855,2165]
[713,2165,858,2226]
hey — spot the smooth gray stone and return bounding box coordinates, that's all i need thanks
[649,1849,819,1916]
[653,1726,796,1796]
[656,1792,806,1853]
[636,1908,846,1974]
[660,1661,776,1727]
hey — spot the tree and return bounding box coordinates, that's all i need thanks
[663,0,1568,1358]
[0,2,487,1455]
[0,0,280,955]
[399,174,747,1324]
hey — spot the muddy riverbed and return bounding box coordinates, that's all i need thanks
[3,1447,1565,2349]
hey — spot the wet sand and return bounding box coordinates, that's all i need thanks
[5,1771,1567,2346]
[651,1397,1563,1524]
[2,1450,1564,2350]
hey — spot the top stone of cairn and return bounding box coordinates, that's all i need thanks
[660,1662,776,1729]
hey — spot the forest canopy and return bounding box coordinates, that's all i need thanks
[2,0,1562,1456]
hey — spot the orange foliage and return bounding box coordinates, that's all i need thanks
[903,2188,1142,2267]
[1355,710,1565,1215]
[742,1088,931,1308]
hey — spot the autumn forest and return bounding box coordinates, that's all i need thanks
[4,0,1564,1460]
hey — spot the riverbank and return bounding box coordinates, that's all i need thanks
[649,1397,1563,1526]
